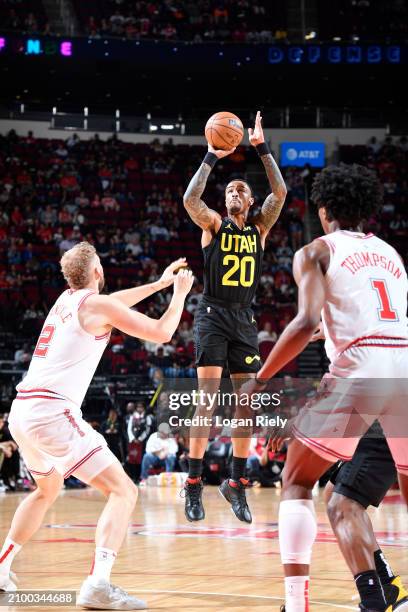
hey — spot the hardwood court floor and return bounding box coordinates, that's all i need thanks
[0,485,407,611]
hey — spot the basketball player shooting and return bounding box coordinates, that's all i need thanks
[242,164,408,612]
[0,242,193,610]
[182,111,287,524]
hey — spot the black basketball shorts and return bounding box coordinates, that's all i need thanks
[194,301,261,374]
[330,425,397,509]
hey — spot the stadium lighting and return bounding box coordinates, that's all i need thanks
[150,125,158,131]
[305,31,316,40]
[161,125,174,130]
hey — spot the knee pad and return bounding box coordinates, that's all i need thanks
[279,499,317,565]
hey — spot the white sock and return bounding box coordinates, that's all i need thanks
[0,537,22,576]
[89,547,117,585]
[284,576,310,612]
[279,499,317,612]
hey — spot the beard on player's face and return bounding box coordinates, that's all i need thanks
[228,202,242,215]
[226,199,250,216]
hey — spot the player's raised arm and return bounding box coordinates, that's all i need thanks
[183,144,235,231]
[109,258,188,307]
[81,270,194,344]
[250,111,287,237]
[254,239,328,382]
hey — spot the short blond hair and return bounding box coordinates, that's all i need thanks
[60,241,97,289]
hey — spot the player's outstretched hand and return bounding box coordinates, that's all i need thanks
[173,269,194,296]
[160,258,188,288]
[239,377,267,399]
[269,417,294,453]
[207,143,236,159]
[248,110,264,147]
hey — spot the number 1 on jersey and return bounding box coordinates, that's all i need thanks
[371,279,398,321]
[33,324,56,358]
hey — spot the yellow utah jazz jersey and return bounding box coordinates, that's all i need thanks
[203,218,263,306]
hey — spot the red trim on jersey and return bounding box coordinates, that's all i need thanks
[64,446,103,479]
[18,388,61,395]
[352,343,408,349]
[77,291,96,311]
[16,395,64,401]
[343,335,408,352]
[29,466,55,477]
[362,233,374,239]
[0,544,14,564]
[95,331,110,340]
[292,425,352,461]
[396,463,408,471]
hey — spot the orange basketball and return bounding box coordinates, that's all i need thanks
[205,111,244,150]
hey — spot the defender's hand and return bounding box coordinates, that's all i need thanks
[207,143,236,159]
[270,417,294,452]
[248,110,265,147]
[240,377,268,400]
[173,269,194,297]
[160,258,188,288]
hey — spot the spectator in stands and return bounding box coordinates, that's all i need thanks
[0,415,20,491]
[148,346,172,379]
[101,191,119,212]
[367,136,381,154]
[178,320,194,344]
[59,234,79,254]
[125,235,142,257]
[287,214,303,251]
[127,401,154,446]
[177,434,189,473]
[246,436,286,487]
[246,436,265,481]
[276,236,293,273]
[149,220,170,241]
[257,322,277,344]
[140,423,178,483]
[14,343,32,366]
[101,409,124,463]
[77,0,286,42]
[389,213,408,235]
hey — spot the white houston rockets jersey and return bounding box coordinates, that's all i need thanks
[318,230,408,362]
[16,288,110,406]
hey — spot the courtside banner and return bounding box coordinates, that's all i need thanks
[280,142,325,167]
[154,377,408,440]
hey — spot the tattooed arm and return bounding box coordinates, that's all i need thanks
[249,111,287,238]
[183,144,235,232]
[256,154,287,234]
